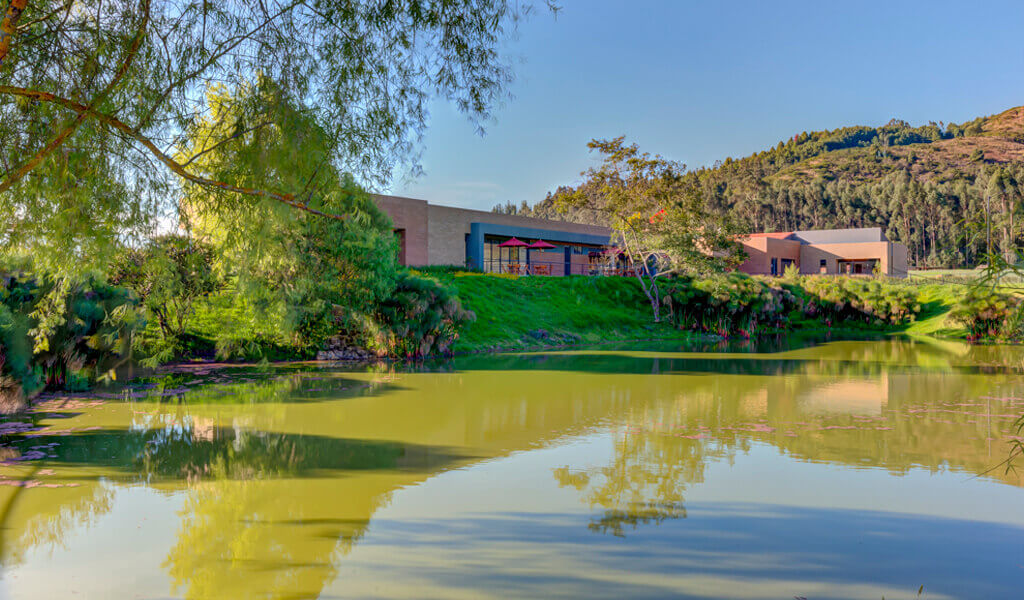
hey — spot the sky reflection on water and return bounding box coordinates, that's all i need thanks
[0,336,1022,599]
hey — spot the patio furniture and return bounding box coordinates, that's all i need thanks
[526,239,557,274]
[498,237,529,274]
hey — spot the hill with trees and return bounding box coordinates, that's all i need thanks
[502,106,1024,268]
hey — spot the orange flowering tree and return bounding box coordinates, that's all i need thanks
[558,137,743,321]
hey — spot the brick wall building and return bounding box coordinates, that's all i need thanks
[375,195,909,279]
[736,228,909,278]
[374,194,612,275]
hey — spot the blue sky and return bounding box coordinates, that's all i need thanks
[392,0,1024,211]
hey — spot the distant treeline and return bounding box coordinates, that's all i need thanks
[496,110,1024,268]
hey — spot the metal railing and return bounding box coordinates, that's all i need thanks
[482,259,637,277]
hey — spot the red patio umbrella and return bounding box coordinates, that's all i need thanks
[525,239,557,274]
[497,237,529,248]
[497,237,529,273]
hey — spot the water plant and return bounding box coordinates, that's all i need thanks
[949,287,1020,341]
[363,271,475,358]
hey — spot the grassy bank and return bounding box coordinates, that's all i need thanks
[425,272,693,353]
[900,283,964,337]
[426,271,981,353]
[0,265,997,415]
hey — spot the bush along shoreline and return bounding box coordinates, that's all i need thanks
[661,272,922,338]
[1,269,140,413]
[3,259,1021,414]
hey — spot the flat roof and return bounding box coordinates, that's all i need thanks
[792,227,887,244]
[742,227,888,245]
[742,232,795,240]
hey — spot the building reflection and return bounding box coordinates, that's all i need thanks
[0,338,1022,596]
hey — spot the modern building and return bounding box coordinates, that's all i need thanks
[374,195,909,279]
[735,227,909,278]
[373,194,612,275]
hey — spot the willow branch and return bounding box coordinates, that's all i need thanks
[0,0,152,194]
[0,85,350,221]
[0,116,84,190]
[15,0,73,32]
[179,120,272,167]
[135,0,303,131]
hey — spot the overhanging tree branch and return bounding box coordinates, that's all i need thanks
[0,0,152,194]
[179,120,273,167]
[0,85,350,221]
[14,0,73,33]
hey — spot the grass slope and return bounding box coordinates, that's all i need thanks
[900,283,962,337]
[432,271,983,352]
[429,273,689,353]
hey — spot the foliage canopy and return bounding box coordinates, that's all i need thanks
[0,0,552,269]
[556,137,743,321]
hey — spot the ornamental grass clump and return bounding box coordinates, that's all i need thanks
[663,274,798,337]
[663,273,920,337]
[950,288,1020,341]
[364,271,475,358]
[799,277,920,326]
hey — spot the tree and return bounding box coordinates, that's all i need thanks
[0,0,553,269]
[109,235,219,345]
[179,82,402,352]
[557,137,743,322]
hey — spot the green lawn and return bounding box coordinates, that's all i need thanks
[425,271,981,353]
[427,272,690,353]
[909,267,1024,286]
[909,268,983,279]
[899,283,964,337]
[905,270,1024,338]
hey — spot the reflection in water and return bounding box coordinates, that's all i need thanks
[0,336,1023,598]
[551,425,721,537]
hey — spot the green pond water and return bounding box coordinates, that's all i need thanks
[1,336,1023,599]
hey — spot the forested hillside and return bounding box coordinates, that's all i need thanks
[501,107,1024,268]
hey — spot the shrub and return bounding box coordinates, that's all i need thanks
[0,301,36,412]
[950,287,1020,341]
[188,282,299,362]
[27,276,140,389]
[111,236,219,338]
[661,273,921,337]
[363,271,475,358]
[110,235,220,361]
[0,268,140,411]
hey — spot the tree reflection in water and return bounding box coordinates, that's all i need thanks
[1,337,1024,597]
[553,417,738,537]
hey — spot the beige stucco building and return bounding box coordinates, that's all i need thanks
[374,195,909,279]
[736,227,909,278]
[374,194,612,274]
